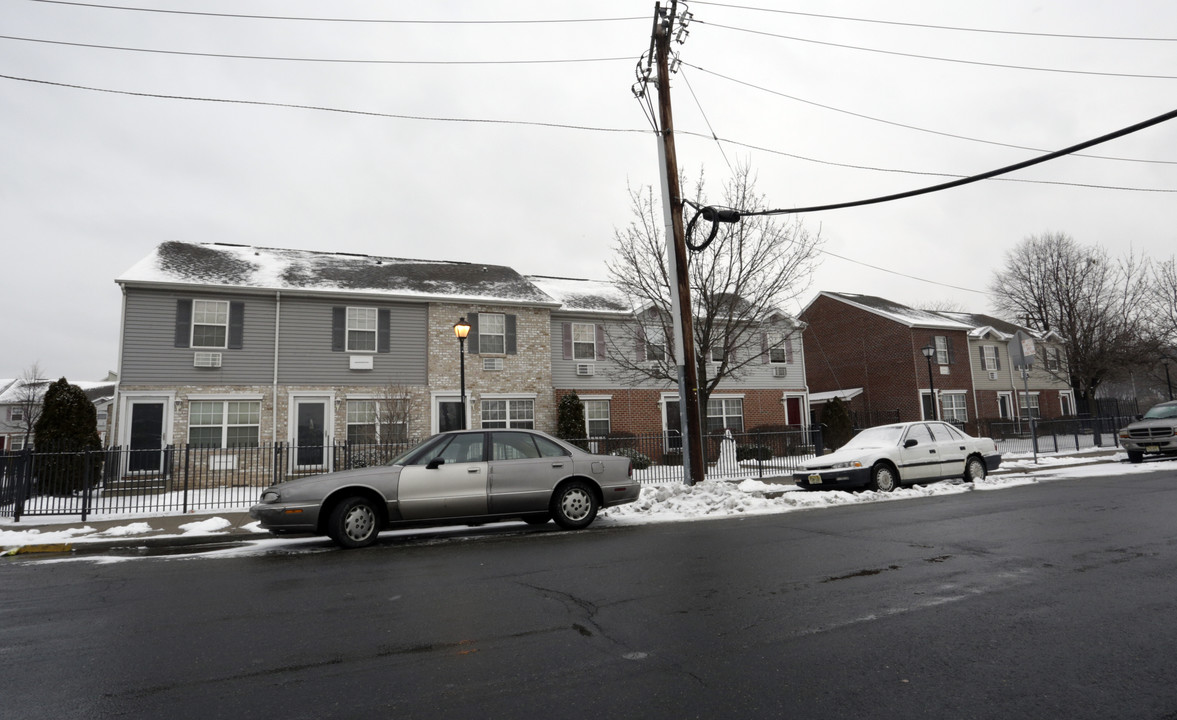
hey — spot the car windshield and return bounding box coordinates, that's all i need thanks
[844,425,905,449]
[1143,404,1177,420]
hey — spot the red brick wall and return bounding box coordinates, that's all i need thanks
[800,295,977,424]
[555,388,795,435]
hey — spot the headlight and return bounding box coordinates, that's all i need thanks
[831,461,863,469]
[260,490,281,503]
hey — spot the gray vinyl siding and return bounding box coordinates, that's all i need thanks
[121,289,276,384]
[276,296,427,385]
[549,316,806,391]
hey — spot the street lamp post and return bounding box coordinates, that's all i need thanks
[454,317,471,430]
[921,344,939,421]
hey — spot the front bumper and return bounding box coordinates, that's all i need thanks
[1120,438,1177,455]
[249,502,321,533]
[793,466,872,489]
[984,454,1002,471]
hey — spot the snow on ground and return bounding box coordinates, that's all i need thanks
[2,453,1173,556]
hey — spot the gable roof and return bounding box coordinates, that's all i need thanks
[118,242,558,306]
[933,311,1064,342]
[526,276,631,316]
[0,378,116,405]
[809,292,973,330]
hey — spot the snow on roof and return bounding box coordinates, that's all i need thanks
[118,242,558,306]
[526,275,631,315]
[0,379,117,405]
[818,292,974,330]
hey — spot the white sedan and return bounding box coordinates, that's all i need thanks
[794,421,1002,492]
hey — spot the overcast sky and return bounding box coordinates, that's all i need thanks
[3,0,1175,383]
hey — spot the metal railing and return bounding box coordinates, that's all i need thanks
[977,415,1136,455]
[1,429,822,521]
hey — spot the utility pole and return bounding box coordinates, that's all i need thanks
[652,1,705,486]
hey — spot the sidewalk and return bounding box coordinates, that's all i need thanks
[1,448,1126,557]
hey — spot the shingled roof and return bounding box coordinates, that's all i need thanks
[815,292,973,330]
[118,242,558,306]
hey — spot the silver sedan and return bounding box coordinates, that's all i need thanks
[250,429,641,548]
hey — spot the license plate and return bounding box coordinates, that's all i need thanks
[808,474,822,484]
[1146,445,1160,452]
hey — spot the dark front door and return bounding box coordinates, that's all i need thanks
[296,401,326,468]
[664,400,682,451]
[439,400,465,433]
[128,402,164,472]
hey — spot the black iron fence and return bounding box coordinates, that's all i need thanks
[1,428,823,522]
[976,415,1136,455]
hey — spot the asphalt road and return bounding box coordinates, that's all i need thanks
[3,467,1177,720]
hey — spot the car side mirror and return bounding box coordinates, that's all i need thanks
[1135,414,1143,421]
[426,457,446,470]
[904,438,918,448]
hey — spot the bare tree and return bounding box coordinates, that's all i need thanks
[917,299,967,313]
[606,165,823,412]
[12,362,49,447]
[374,383,414,445]
[989,232,1153,413]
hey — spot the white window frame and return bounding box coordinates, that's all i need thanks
[192,299,229,349]
[346,307,378,353]
[481,396,535,429]
[10,407,24,422]
[767,332,790,364]
[644,326,667,363]
[706,395,744,433]
[941,392,968,423]
[188,399,262,448]
[9,434,29,451]
[480,313,507,354]
[345,399,379,445]
[582,399,611,438]
[1018,391,1041,420]
[934,335,949,365]
[572,322,597,361]
[981,345,999,372]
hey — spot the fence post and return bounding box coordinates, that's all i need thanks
[813,425,825,457]
[14,448,32,522]
[81,448,93,522]
[182,445,191,514]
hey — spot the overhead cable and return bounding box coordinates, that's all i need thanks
[688,2,1177,42]
[0,34,633,65]
[694,21,1177,80]
[26,0,646,24]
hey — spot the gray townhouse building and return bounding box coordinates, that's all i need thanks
[111,242,810,476]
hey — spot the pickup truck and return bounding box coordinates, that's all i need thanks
[1118,400,1177,463]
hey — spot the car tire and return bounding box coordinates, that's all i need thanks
[868,462,898,492]
[326,496,381,549]
[522,513,551,526]
[1127,451,1144,464]
[964,455,987,482]
[550,480,599,530]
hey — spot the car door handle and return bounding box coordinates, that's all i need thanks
[929,449,937,454]
[551,462,565,468]
[467,467,481,474]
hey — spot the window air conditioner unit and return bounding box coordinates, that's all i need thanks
[193,352,222,368]
[988,371,999,381]
[773,366,788,378]
[576,363,595,376]
[483,357,504,371]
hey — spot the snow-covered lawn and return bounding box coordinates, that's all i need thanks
[3,451,1170,556]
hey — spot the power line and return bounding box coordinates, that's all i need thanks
[818,248,987,294]
[675,130,1177,193]
[682,62,1177,166]
[736,106,1177,216]
[689,2,1177,42]
[0,34,633,65]
[26,0,647,25]
[0,72,652,134]
[694,21,1177,80]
